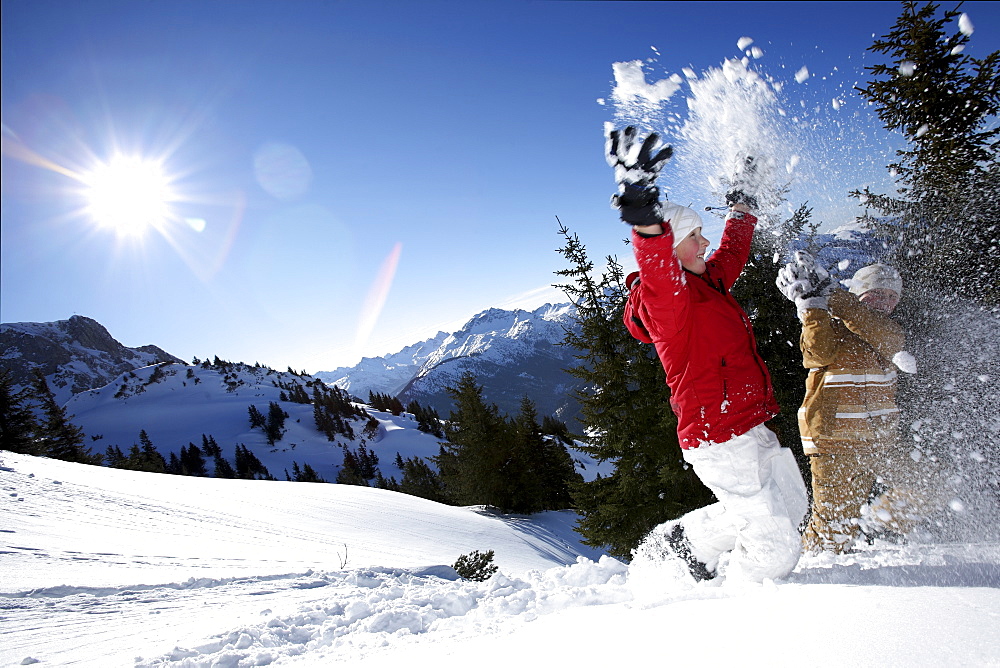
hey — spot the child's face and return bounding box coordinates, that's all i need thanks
[675,228,710,274]
[859,288,900,314]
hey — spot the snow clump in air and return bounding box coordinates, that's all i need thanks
[958,12,974,35]
[610,60,683,130]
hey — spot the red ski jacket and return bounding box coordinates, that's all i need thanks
[624,212,778,449]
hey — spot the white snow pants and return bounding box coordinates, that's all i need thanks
[679,424,808,582]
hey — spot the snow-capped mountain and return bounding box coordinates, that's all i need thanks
[0,315,183,405]
[318,303,585,427]
[314,331,451,398]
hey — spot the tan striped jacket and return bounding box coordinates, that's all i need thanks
[797,290,906,454]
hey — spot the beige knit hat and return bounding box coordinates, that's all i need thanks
[661,201,703,248]
[847,264,903,297]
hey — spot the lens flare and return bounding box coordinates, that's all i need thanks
[355,242,403,354]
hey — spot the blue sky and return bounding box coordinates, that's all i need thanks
[3,1,998,372]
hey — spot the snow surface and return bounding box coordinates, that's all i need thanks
[3,451,999,667]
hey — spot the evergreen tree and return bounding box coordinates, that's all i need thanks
[248,404,267,430]
[433,372,514,509]
[30,372,98,464]
[166,452,183,475]
[853,0,1000,304]
[314,385,360,441]
[213,451,236,479]
[554,223,712,560]
[201,434,222,458]
[336,444,381,486]
[263,401,288,445]
[292,460,328,483]
[132,430,167,473]
[180,443,208,477]
[234,444,272,480]
[407,400,444,438]
[394,452,448,503]
[104,444,127,468]
[850,1,1000,501]
[730,203,813,477]
[0,371,39,454]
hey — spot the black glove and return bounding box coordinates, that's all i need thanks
[726,156,760,210]
[606,126,673,226]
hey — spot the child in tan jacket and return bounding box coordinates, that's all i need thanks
[778,256,929,553]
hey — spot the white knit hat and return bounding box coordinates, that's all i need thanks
[847,264,903,297]
[661,201,703,248]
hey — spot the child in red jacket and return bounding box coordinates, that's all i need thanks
[608,126,807,583]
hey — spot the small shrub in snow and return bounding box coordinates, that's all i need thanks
[453,549,498,581]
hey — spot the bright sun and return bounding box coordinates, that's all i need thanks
[83,155,174,236]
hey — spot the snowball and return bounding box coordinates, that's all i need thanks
[750,47,764,59]
[832,98,842,110]
[915,123,930,137]
[892,351,917,374]
[794,66,810,83]
[611,60,682,105]
[737,36,754,50]
[838,259,851,271]
[899,61,916,76]
[951,45,965,55]
[959,13,974,35]
[949,498,966,513]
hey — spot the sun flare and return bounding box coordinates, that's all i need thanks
[82,155,174,236]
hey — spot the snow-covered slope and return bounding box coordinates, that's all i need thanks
[61,359,609,485]
[0,315,183,405]
[2,451,998,667]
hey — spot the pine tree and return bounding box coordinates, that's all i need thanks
[201,434,222,458]
[104,444,127,468]
[433,371,514,510]
[136,430,167,473]
[264,401,288,445]
[166,452,183,475]
[850,1,1000,501]
[554,223,712,560]
[730,203,812,477]
[213,451,236,478]
[292,460,328,483]
[407,400,444,438]
[248,404,267,430]
[30,372,98,464]
[0,371,39,454]
[234,444,272,480]
[853,1,1000,304]
[336,444,381,486]
[180,443,208,477]
[394,452,448,503]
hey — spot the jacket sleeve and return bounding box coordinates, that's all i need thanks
[827,290,906,361]
[626,227,689,341]
[705,211,757,290]
[799,307,842,369]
